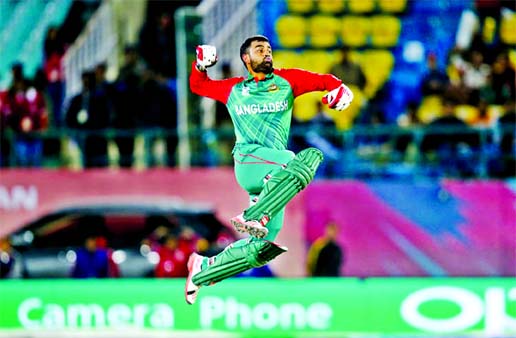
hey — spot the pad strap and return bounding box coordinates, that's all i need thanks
[192,240,287,286]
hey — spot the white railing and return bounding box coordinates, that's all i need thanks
[62,1,118,106]
[197,0,259,77]
[193,0,259,131]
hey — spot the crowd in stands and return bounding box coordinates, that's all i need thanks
[285,0,515,178]
[0,0,514,177]
[0,0,195,169]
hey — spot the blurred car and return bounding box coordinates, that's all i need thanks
[7,201,235,278]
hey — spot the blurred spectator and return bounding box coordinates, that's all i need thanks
[394,102,422,160]
[96,236,121,278]
[43,26,66,127]
[421,53,450,97]
[113,46,145,168]
[491,51,516,104]
[213,62,235,166]
[473,0,502,53]
[177,226,197,255]
[95,63,116,101]
[0,237,15,278]
[0,90,10,167]
[446,47,471,103]
[495,99,516,177]
[421,99,480,176]
[118,45,147,84]
[65,71,111,168]
[44,26,65,60]
[306,222,343,277]
[139,12,175,78]
[329,46,366,91]
[461,50,492,105]
[139,70,178,167]
[422,100,478,150]
[215,63,234,129]
[0,237,26,278]
[72,236,109,278]
[2,63,48,167]
[155,234,189,278]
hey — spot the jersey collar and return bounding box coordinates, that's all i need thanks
[246,71,274,83]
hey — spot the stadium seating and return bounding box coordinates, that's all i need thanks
[377,0,407,13]
[316,0,345,14]
[273,50,302,69]
[293,85,365,131]
[370,15,401,48]
[360,49,395,98]
[500,12,516,45]
[286,0,314,14]
[455,105,480,125]
[341,16,370,47]
[275,15,307,48]
[293,91,323,121]
[347,0,375,14]
[299,49,338,73]
[482,16,497,44]
[417,95,443,123]
[308,15,341,48]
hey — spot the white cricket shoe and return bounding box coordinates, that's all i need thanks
[230,213,269,239]
[185,252,203,305]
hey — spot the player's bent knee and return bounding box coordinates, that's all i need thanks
[286,148,324,188]
[296,148,324,170]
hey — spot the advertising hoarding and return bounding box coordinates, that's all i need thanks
[0,278,514,335]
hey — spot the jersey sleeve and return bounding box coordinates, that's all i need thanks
[189,62,243,104]
[274,68,342,98]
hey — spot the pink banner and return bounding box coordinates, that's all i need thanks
[0,168,248,237]
[304,180,516,277]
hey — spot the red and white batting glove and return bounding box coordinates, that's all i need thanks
[195,45,218,71]
[322,84,354,111]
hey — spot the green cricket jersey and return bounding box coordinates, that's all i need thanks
[190,62,342,150]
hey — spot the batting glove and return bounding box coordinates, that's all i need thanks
[196,45,218,71]
[322,84,354,111]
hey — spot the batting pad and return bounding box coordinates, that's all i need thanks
[192,240,287,286]
[244,147,323,222]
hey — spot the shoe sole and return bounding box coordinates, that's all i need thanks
[230,218,268,239]
[185,254,200,305]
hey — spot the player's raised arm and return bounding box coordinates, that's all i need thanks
[189,45,243,104]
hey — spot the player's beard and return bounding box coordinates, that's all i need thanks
[251,58,273,74]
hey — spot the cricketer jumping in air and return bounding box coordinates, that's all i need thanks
[185,35,353,304]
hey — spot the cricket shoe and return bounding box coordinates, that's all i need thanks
[185,252,203,305]
[230,213,269,239]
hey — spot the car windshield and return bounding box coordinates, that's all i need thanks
[10,208,226,250]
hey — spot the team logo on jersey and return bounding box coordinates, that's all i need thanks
[267,84,279,92]
[241,86,250,96]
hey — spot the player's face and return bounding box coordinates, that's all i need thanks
[248,41,273,74]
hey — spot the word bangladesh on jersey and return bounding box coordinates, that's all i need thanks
[235,100,289,115]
